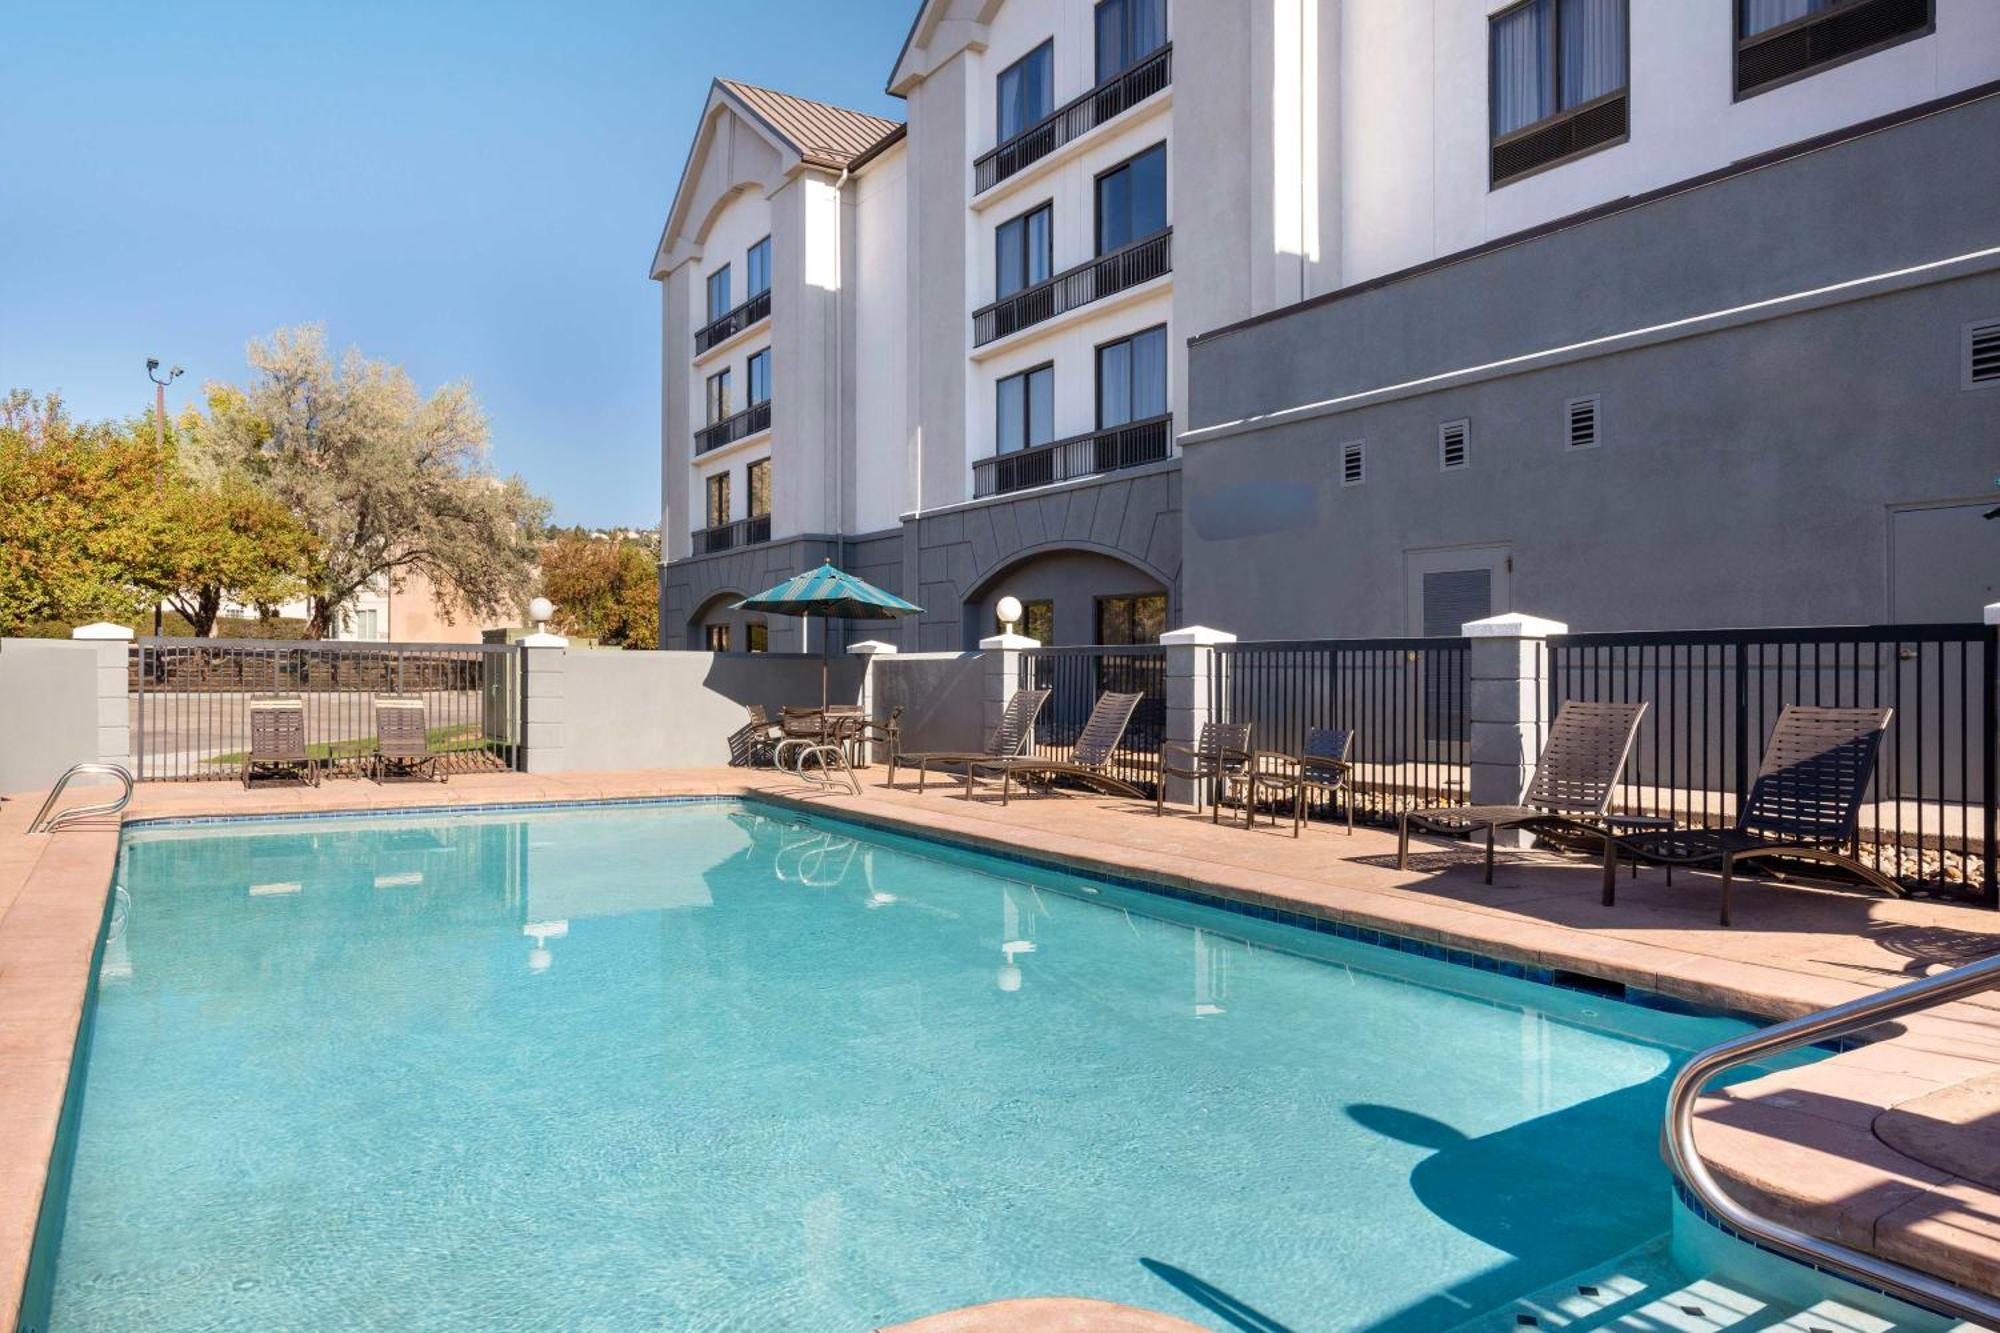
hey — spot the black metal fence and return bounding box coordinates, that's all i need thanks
[972,414,1172,499]
[132,638,523,781]
[1548,625,1998,904]
[1024,646,1167,796]
[973,228,1172,346]
[1208,638,1473,824]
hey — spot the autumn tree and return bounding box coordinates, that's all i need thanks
[539,532,660,649]
[196,325,548,638]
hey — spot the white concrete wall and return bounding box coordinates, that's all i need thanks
[850,143,911,535]
[0,639,105,795]
[559,650,863,771]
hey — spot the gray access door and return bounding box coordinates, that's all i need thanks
[1420,569,1490,745]
[1891,502,2000,621]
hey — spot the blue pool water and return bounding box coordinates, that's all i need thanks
[35,801,1779,1331]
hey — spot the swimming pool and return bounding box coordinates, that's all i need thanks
[31,800,1788,1331]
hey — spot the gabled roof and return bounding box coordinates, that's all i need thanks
[716,79,901,172]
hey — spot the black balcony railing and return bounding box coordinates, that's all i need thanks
[692,513,772,556]
[973,413,1172,499]
[973,229,1171,347]
[694,398,771,455]
[974,44,1172,195]
[694,288,771,355]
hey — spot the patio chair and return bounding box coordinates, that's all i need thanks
[371,695,445,783]
[243,695,318,788]
[1599,705,1900,926]
[888,688,1051,792]
[1154,721,1254,822]
[1397,701,1648,884]
[960,692,1147,805]
[729,704,784,767]
[1246,727,1356,838]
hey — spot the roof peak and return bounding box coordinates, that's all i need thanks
[713,78,901,171]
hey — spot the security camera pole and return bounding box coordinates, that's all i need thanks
[145,358,184,635]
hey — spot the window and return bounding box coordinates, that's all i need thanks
[1097,593,1166,645]
[1566,395,1601,448]
[1095,0,1167,83]
[996,598,1054,644]
[747,458,771,517]
[705,369,732,424]
[1096,143,1167,255]
[746,349,771,405]
[1736,0,1932,98]
[996,40,1053,142]
[706,264,732,322]
[1097,325,1168,428]
[347,608,381,641]
[1439,419,1470,471]
[705,471,731,529]
[996,203,1053,300]
[746,621,768,653]
[1489,0,1628,184]
[1341,440,1365,487]
[746,237,771,297]
[996,364,1055,454]
[705,624,731,652]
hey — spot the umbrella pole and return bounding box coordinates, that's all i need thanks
[820,615,829,715]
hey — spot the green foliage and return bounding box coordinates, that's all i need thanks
[539,533,660,649]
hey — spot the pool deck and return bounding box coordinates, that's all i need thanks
[2,766,1996,1329]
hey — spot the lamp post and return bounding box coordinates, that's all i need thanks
[145,358,184,636]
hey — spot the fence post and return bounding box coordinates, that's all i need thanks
[1464,613,1565,845]
[849,639,899,764]
[1160,625,1236,807]
[1984,605,2000,908]
[978,630,1040,751]
[71,622,136,778]
[519,631,568,774]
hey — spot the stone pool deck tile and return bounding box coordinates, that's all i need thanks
[6,765,2000,1322]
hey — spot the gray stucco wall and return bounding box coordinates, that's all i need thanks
[871,652,986,755]
[1182,90,2000,639]
[561,651,863,771]
[0,639,103,794]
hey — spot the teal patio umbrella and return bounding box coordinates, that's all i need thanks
[734,560,923,713]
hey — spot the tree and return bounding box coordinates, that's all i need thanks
[538,532,660,649]
[151,470,316,637]
[197,325,548,639]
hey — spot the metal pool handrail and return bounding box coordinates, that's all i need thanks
[1664,952,2000,1325]
[27,762,134,834]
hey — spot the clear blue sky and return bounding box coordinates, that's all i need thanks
[0,0,911,526]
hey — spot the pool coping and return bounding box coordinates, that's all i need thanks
[4,770,1997,1326]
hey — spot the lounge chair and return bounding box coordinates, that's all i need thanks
[243,695,318,788]
[960,692,1147,804]
[371,695,444,783]
[1246,727,1356,837]
[729,704,784,767]
[1155,721,1254,821]
[1599,705,1900,925]
[1397,701,1648,883]
[888,688,1051,792]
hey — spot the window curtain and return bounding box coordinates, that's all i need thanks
[1027,367,1053,447]
[1740,0,1822,37]
[1491,0,1556,136]
[1559,0,1626,106]
[1098,342,1132,428]
[997,375,1025,453]
[1131,327,1167,420]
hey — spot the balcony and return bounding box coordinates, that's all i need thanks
[973,228,1171,348]
[694,288,771,356]
[694,399,771,456]
[692,513,771,556]
[973,44,1171,196]
[972,413,1172,500]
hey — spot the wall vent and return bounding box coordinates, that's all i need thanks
[1439,420,1469,471]
[1968,320,2000,389]
[1341,439,1365,487]
[1566,396,1601,449]
[1736,0,1932,99]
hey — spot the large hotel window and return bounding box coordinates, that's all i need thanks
[1489,0,1628,186]
[1736,0,1932,98]
[746,458,771,518]
[1095,0,1167,83]
[746,348,771,406]
[996,40,1053,141]
[745,236,771,297]
[995,203,1052,299]
[996,364,1054,454]
[705,471,731,529]
[706,265,732,322]
[705,368,732,423]
[1097,326,1167,428]
[1096,144,1166,254]
[1097,593,1166,645]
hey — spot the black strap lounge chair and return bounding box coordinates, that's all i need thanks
[1155,721,1254,821]
[1397,701,1648,883]
[1599,705,1900,925]
[1247,727,1357,837]
[243,695,318,788]
[371,695,445,783]
[960,691,1148,804]
[728,704,785,767]
[889,688,1052,791]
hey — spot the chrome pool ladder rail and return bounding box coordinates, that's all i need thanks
[1664,952,2000,1325]
[26,762,134,834]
